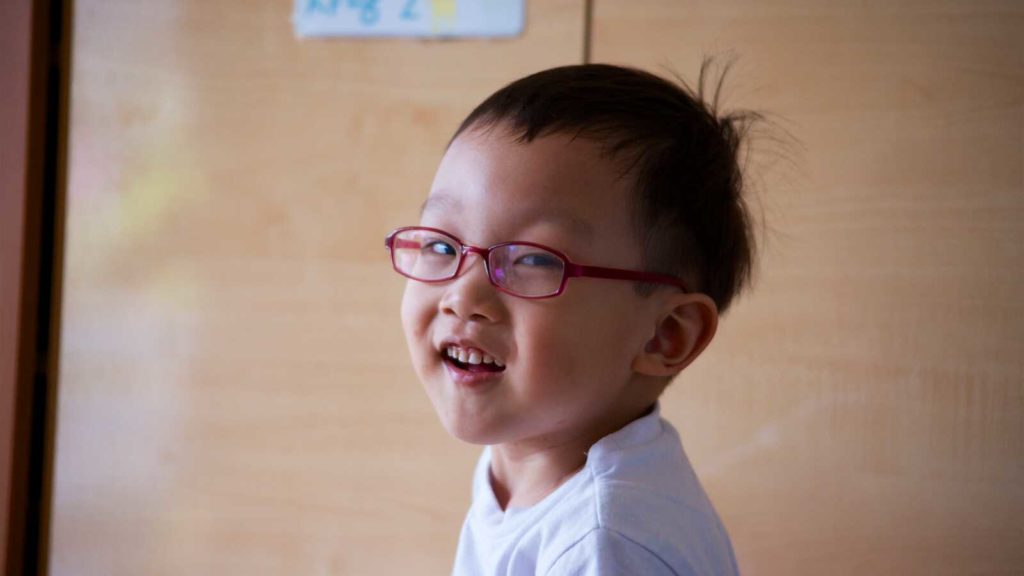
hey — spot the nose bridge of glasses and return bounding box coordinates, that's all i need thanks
[461,244,489,258]
[457,244,492,276]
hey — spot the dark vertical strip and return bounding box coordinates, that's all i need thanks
[11,0,71,574]
[582,0,594,64]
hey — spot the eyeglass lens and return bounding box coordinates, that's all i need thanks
[391,228,566,297]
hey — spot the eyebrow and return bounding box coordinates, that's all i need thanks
[537,211,594,237]
[420,193,460,215]
[421,192,594,238]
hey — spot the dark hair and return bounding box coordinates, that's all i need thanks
[448,62,759,313]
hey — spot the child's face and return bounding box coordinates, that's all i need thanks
[401,124,660,447]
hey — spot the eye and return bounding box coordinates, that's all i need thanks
[514,252,562,268]
[423,239,458,257]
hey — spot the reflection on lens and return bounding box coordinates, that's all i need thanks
[394,229,460,281]
[490,244,564,297]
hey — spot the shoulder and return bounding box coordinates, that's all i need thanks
[591,482,739,576]
[581,418,740,575]
[545,527,679,576]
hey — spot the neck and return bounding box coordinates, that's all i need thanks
[488,438,587,510]
[487,403,656,510]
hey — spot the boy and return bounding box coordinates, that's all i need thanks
[387,63,752,575]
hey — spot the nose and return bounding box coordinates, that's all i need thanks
[439,252,504,323]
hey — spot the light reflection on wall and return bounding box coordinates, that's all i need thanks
[52,5,207,568]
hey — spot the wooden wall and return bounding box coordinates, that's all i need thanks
[50,1,1023,574]
[592,1,1024,573]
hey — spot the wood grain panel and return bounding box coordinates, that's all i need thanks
[50,2,583,574]
[593,1,1023,574]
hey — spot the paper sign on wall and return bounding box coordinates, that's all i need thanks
[294,0,525,38]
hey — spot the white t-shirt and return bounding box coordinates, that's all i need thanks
[452,404,739,575]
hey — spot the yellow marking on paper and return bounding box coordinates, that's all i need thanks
[431,0,457,33]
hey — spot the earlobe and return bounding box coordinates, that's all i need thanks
[632,293,718,378]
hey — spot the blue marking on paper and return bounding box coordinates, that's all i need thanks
[294,0,524,38]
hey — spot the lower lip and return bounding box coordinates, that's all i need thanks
[443,358,504,389]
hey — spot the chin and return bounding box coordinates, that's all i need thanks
[437,410,504,446]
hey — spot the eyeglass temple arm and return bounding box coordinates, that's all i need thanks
[388,237,422,250]
[566,263,688,293]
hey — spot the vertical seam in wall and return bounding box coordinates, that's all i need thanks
[16,0,70,573]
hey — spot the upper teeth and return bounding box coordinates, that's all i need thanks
[446,346,504,368]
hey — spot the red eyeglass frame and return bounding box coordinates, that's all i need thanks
[385,226,688,299]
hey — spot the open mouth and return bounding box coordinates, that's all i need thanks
[441,345,506,373]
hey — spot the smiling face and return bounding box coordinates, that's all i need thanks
[401,124,664,449]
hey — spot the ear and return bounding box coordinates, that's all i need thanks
[632,293,718,378]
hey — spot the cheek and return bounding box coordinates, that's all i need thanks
[520,301,622,373]
[400,284,434,350]
[523,292,644,378]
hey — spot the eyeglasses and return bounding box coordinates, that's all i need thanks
[385,226,688,299]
